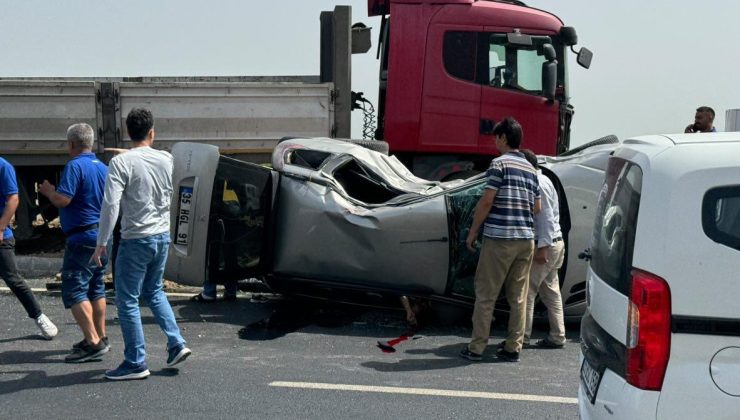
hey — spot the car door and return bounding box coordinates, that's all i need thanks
[166,142,278,286]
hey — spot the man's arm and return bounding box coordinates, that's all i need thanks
[91,158,125,266]
[466,189,496,251]
[0,194,19,241]
[37,180,71,208]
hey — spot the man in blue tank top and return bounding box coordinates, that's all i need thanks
[38,123,110,363]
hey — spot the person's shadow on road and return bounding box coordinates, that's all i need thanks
[362,343,507,372]
[0,369,107,396]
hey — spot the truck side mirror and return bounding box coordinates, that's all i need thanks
[560,26,578,46]
[351,23,372,54]
[576,47,593,69]
[542,61,557,101]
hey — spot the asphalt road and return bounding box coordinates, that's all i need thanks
[0,290,582,419]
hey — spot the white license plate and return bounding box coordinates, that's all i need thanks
[175,186,193,246]
[580,358,601,404]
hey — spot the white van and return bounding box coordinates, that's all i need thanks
[579,133,740,419]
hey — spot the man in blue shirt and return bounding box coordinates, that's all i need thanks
[460,117,541,363]
[38,123,109,363]
[0,157,58,339]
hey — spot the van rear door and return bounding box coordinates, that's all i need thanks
[166,142,277,286]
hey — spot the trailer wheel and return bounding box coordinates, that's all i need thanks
[559,134,619,157]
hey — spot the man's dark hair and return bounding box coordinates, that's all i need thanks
[492,117,523,148]
[696,106,715,118]
[521,149,538,170]
[126,108,154,141]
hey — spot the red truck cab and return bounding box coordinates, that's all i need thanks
[369,0,591,179]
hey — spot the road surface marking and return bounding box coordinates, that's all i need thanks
[269,381,577,404]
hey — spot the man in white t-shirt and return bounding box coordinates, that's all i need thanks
[92,108,191,380]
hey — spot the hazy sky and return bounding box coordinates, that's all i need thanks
[1,0,738,145]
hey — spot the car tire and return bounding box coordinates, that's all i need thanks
[559,134,619,157]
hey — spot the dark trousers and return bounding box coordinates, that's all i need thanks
[0,238,42,319]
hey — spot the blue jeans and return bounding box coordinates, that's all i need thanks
[114,232,185,366]
[61,241,108,309]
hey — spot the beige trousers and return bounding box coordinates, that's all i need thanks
[524,240,566,345]
[469,238,534,354]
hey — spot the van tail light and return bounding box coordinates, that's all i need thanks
[626,269,671,391]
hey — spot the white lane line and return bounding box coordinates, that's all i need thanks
[269,381,578,404]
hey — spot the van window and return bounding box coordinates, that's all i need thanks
[590,158,643,294]
[443,31,477,82]
[702,186,740,251]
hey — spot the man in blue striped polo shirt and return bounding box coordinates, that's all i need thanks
[460,117,541,363]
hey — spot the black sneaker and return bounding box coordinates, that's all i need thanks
[459,348,483,362]
[65,339,109,363]
[535,338,565,349]
[73,336,109,351]
[496,348,520,362]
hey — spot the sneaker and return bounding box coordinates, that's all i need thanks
[73,336,110,351]
[166,343,192,367]
[105,361,150,381]
[65,339,109,363]
[496,348,520,362]
[34,314,58,340]
[498,340,532,349]
[459,348,483,362]
[535,338,565,349]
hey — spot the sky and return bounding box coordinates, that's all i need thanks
[1,0,739,146]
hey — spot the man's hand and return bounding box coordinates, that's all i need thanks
[38,180,55,197]
[90,245,108,267]
[534,247,549,264]
[466,230,479,252]
[0,230,4,242]
[684,124,696,133]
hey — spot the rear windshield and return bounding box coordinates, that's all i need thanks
[703,186,740,251]
[590,158,643,295]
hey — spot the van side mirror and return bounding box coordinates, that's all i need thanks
[576,47,593,69]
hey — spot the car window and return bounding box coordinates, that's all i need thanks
[446,180,487,298]
[702,186,740,251]
[206,157,272,281]
[590,158,642,295]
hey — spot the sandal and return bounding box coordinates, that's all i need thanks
[190,293,216,303]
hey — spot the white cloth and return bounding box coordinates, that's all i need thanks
[534,170,562,247]
[97,147,173,245]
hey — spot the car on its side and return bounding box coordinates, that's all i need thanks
[578,133,740,419]
[165,137,614,315]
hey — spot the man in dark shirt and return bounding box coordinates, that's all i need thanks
[684,106,717,133]
[39,123,109,362]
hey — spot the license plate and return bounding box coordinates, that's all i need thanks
[175,186,193,246]
[580,358,602,404]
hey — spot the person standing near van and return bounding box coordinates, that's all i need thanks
[460,117,540,363]
[684,106,717,133]
[521,149,566,349]
[38,123,110,362]
[92,108,191,380]
[0,157,58,340]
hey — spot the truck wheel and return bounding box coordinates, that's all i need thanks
[559,134,619,157]
[337,138,390,155]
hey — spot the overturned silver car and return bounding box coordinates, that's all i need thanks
[165,137,616,316]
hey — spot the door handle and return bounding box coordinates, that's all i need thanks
[578,248,592,261]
